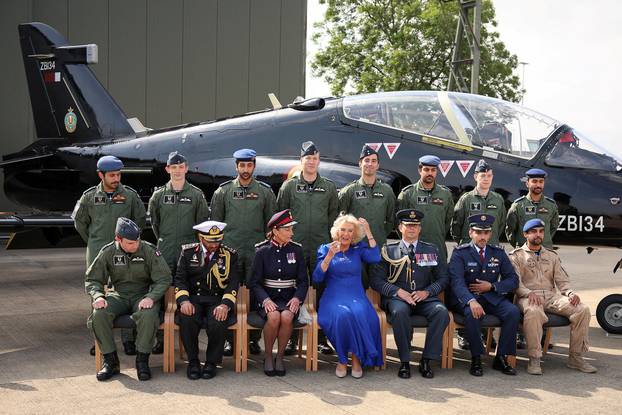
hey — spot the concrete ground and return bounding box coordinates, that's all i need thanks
[0,244,621,415]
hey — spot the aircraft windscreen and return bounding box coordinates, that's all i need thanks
[342,91,560,158]
[545,129,622,172]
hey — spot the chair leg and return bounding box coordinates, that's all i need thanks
[234,327,242,373]
[507,355,517,368]
[441,323,450,369]
[94,340,102,372]
[447,322,456,369]
[485,328,494,354]
[297,329,303,359]
[312,322,319,371]
[542,328,552,356]
[304,328,312,371]
[178,329,186,361]
[241,328,249,372]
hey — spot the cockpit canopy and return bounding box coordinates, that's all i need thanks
[342,91,621,172]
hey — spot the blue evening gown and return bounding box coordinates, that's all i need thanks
[313,241,383,367]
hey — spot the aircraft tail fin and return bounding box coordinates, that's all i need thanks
[18,22,134,141]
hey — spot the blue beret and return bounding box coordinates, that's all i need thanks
[525,168,547,178]
[301,141,319,157]
[97,155,123,172]
[468,214,495,230]
[474,159,492,173]
[360,144,378,160]
[233,148,256,161]
[419,155,441,167]
[523,218,545,232]
[115,217,140,240]
[167,151,187,165]
[396,209,424,224]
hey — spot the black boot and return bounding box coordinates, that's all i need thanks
[96,351,120,381]
[136,352,152,381]
[123,341,137,356]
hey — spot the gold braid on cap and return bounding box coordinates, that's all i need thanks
[381,245,412,286]
[207,249,231,289]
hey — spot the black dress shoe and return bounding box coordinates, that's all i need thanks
[274,357,286,377]
[284,339,297,356]
[96,352,120,381]
[123,341,137,356]
[202,363,217,379]
[249,340,262,355]
[318,343,334,355]
[264,359,276,377]
[493,355,516,375]
[186,360,201,380]
[397,362,411,379]
[136,352,152,381]
[152,338,164,355]
[89,345,96,356]
[419,358,434,379]
[223,340,233,357]
[470,356,483,377]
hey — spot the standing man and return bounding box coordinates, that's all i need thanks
[86,218,171,381]
[451,159,506,246]
[175,221,239,380]
[506,168,559,248]
[370,209,449,379]
[448,214,520,377]
[509,219,596,375]
[277,141,338,355]
[397,155,454,264]
[148,151,210,353]
[210,148,276,355]
[339,144,395,250]
[73,155,147,355]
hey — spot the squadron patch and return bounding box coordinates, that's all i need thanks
[470,202,482,211]
[113,255,126,266]
[525,206,536,215]
[64,107,77,133]
[296,184,308,193]
[417,196,429,204]
[164,195,175,204]
[527,258,537,268]
[233,190,244,199]
[94,196,106,205]
[355,190,367,199]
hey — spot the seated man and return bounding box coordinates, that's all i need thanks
[370,209,449,379]
[175,221,239,380]
[86,217,171,381]
[509,218,597,375]
[448,214,519,376]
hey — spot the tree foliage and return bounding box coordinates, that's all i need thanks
[312,0,523,102]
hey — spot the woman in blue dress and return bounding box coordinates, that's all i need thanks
[313,214,383,378]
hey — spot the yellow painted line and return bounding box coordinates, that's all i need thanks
[437,91,471,145]
[422,135,473,152]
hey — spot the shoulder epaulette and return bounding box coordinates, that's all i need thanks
[513,195,526,202]
[290,241,302,247]
[544,196,556,203]
[142,240,157,250]
[400,183,415,192]
[82,186,97,195]
[419,240,435,247]
[455,243,471,250]
[218,179,233,188]
[254,240,270,248]
[101,241,115,250]
[188,183,204,192]
[321,176,335,184]
[489,244,504,250]
[123,185,139,194]
[542,246,558,255]
[221,244,237,254]
[257,180,272,189]
[181,242,200,250]
[508,247,520,255]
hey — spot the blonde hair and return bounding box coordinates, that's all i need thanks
[330,213,364,244]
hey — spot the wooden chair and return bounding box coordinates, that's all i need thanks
[170,287,246,373]
[366,288,452,370]
[94,286,176,373]
[241,285,316,371]
[520,312,571,355]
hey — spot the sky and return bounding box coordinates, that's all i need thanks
[305,0,622,157]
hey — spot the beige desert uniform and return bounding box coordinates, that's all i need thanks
[509,244,590,359]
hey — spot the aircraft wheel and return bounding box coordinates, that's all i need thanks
[596,294,622,334]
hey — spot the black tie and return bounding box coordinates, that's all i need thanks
[408,244,415,261]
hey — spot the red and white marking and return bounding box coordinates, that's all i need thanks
[456,160,475,177]
[383,143,401,159]
[365,143,382,152]
[438,160,454,177]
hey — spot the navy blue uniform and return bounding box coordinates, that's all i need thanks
[371,241,449,362]
[448,243,520,357]
[248,239,308,318]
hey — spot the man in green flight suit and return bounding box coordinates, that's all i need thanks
[397,155,454,264]
[506,168,559,248]
[72,155,147,356]
[210,148,276,355]
[86,217,171,382]
[277,141,338,355]
[147,151,210,353]
[451,159,506,246]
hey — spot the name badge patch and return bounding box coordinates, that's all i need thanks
[113,255,126,266]
[467,261,478,266]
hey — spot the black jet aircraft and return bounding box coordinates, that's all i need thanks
[2,22,622,248]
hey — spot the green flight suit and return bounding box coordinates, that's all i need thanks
[85,240,171,354]
[451,189,506,245]
[210,178,276,279]
[397,180,454,263]
[505,194,559,248]
[148,181,210,271]
[276,174,338,271]
[72,182,146,267]
[338,178,395,248]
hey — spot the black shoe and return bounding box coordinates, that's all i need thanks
[249,340,261,355]
[398,362,411,379]
[470,356,483,377]
[318,342,334,355]
[457,333,470,350]
[186,360,201,380]
[517,333,527,350]
[136,352,152,381]
[223,340,233,357]
[123,341,137,356]
[264,359,276,377]
[152,338,164,355]
[419,358,434,379]
[96,352,120,381]
[274,357,286,377]
[202,363,217,379]
[89,345,96,356]
[284,339,297,356]
[493,355,516,375]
